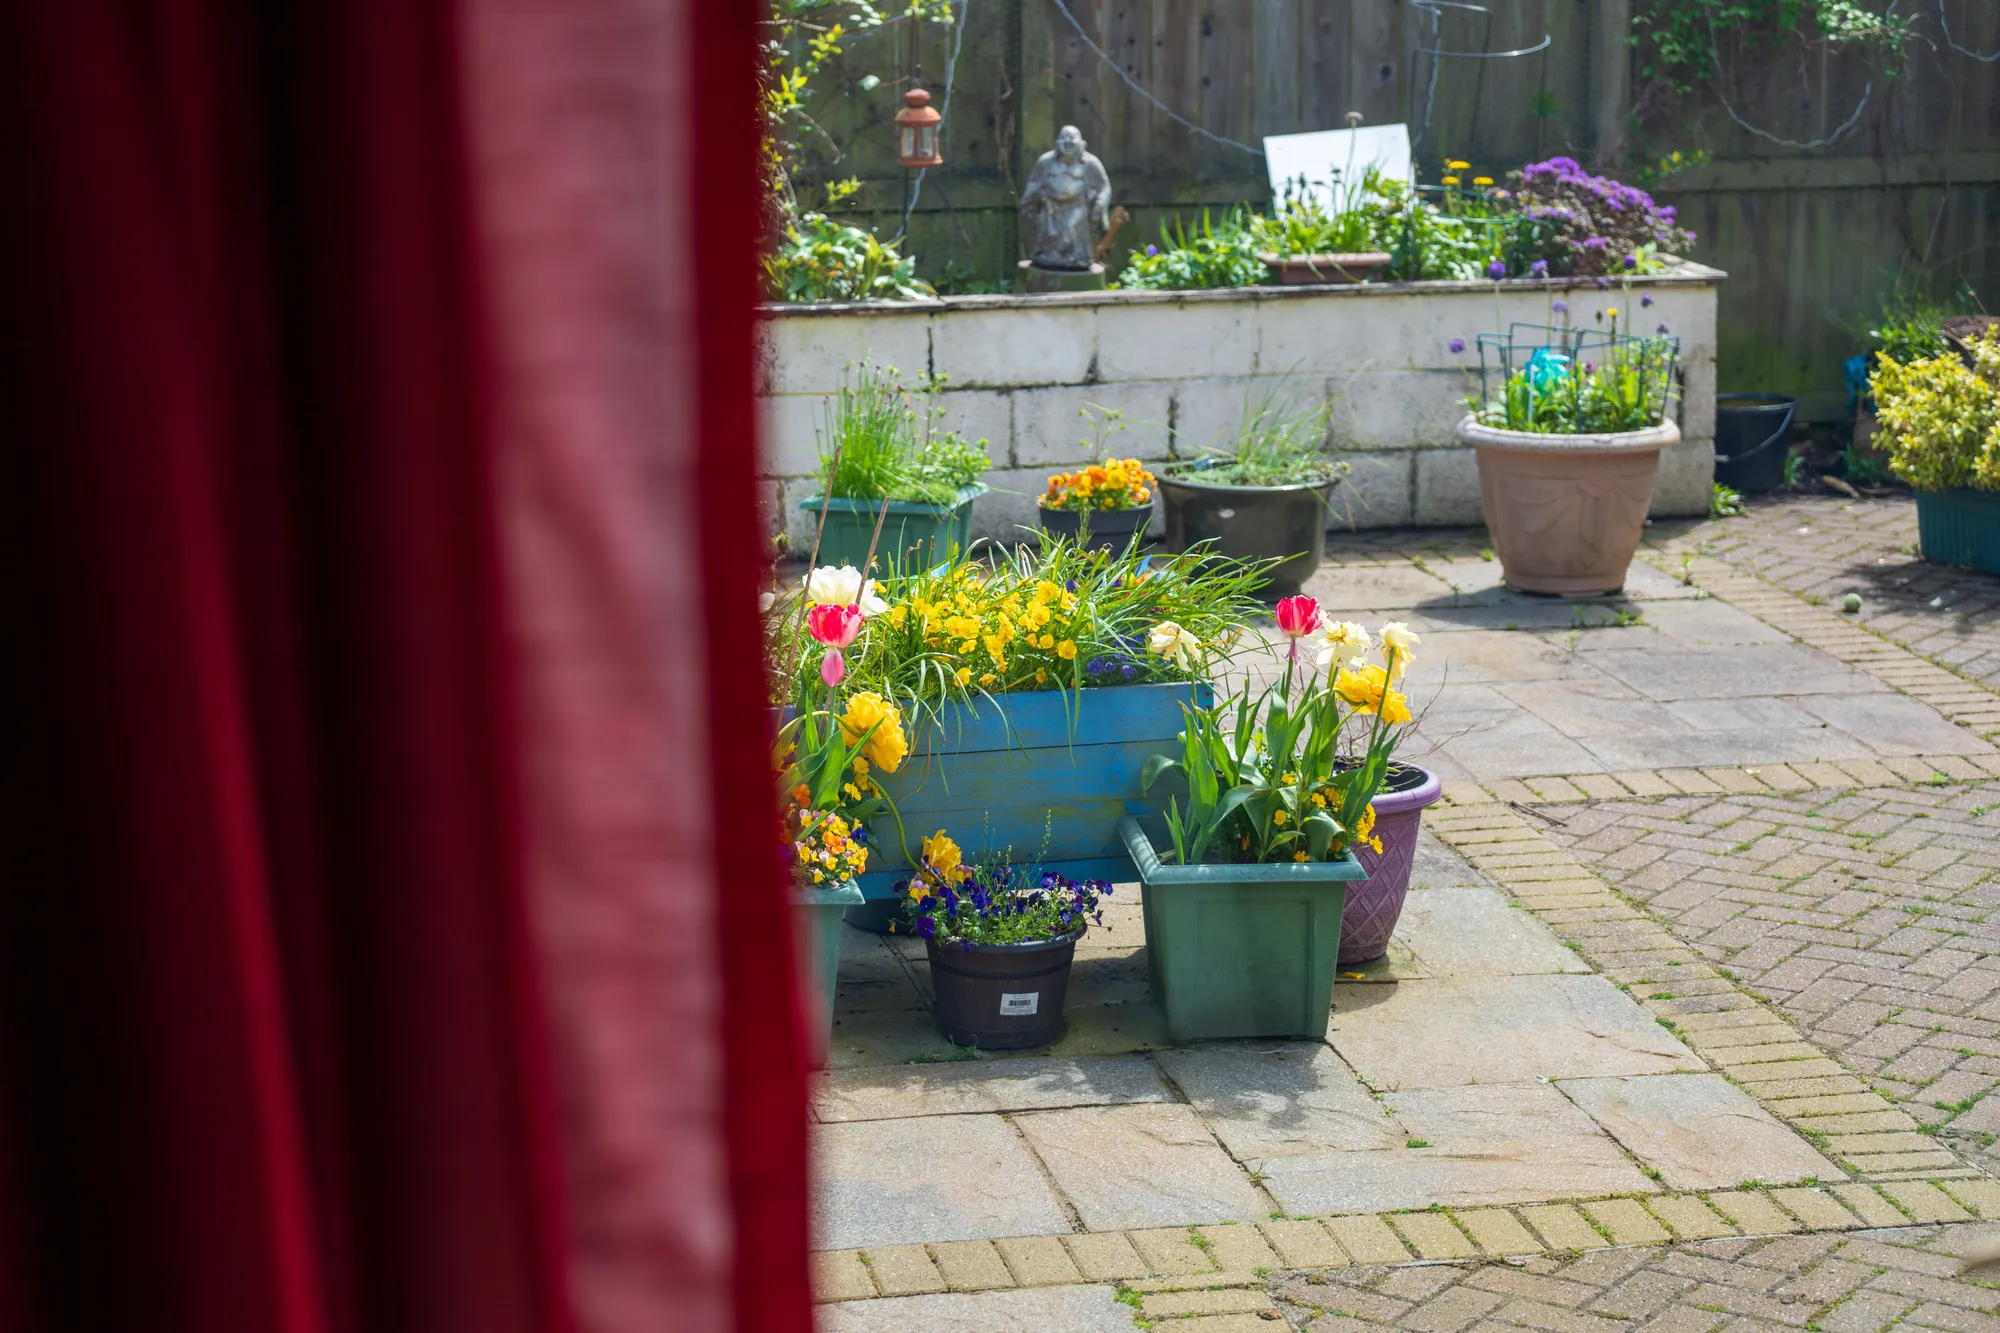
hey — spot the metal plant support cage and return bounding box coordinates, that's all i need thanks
[1472,322,1681,435]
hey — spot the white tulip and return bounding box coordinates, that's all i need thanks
[805,564,888,616]
[1314,619,1371,667]
[1147,620,1201,669]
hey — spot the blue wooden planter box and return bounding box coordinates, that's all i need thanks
[856,681,1209,901]
[1916,489,2000,576]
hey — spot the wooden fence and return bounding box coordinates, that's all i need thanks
[798,0,2000,420]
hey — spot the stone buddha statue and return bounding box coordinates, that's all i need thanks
[1019,125,1112,272]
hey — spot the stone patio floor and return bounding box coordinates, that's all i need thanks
[812,494,2000,1330]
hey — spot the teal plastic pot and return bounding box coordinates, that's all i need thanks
[794,879,863,1067]
[801,484,986,574]
[1118,816,1363,1043]
[1916,489,2000,575]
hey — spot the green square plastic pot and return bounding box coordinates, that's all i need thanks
[1916,488,2000,576]
[1118,816,1362,1043]
[793,879,863,1067]
[800,484,986,575]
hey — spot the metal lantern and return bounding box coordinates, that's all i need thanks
[895,88,943,168]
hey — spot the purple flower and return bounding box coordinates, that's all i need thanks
[1622,254,1637,269]
[1641,292,1654,307]
[1529,259,1549,278]
[1552,300,1567,314]
[1657,322,1670,334]
[1583,361,1595,374]
[1582,236,1610,252]
[1595,276,1612,289]
[1486,259,1508,280]
[1449,337,1467,354]
[1145,244,1159,257]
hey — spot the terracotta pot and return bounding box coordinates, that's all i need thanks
[1256,251,1391,285]
[1457,415,1679,596]
[1338,764,1443,966]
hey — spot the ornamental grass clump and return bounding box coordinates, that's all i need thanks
[766,540,1266,711]
[1873,329,2000,493]
[894,830,1109,947]
[1116,209,1268,291]
[815,362,991,505]
[1174,381,1350,487]
[1141,598,1418,866]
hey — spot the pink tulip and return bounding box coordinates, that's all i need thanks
[806,601,863,650]
[1275,595,1322,639]
[820,648,847,688]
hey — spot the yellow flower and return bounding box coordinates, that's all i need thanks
[1294,850,1311,862]
[1057,639,1077,660]
[955,666,973,686]
[1147,621,1200,669]
[1034,580,1063,605]
[907,879,933,904]
[1355,805,1377,842]
[1378,621,1421,680]
[979,672,997,686]
[1447,159,1470,171]
[1035,668,1048,684]
[1334,665,1412,724]
[1473,176,1493,186]
[1311,792,1326,808]
[839,692,908,773]
[1272,809,1288,826]
[1440,175,1460,186]
[922,830,964,882]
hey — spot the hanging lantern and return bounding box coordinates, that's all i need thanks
[895,88,943,169]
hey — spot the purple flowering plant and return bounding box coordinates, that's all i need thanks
[1511,157,1694,278]
[896,830,1109,948]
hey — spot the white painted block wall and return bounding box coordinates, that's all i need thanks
[755,264,1723,548]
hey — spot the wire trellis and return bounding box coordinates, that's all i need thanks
[1411,0,1551,151]
[1473,323,1681,436]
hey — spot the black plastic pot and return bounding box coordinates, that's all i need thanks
[1157,475,1336,597]
[926,929,1081,1049]
[1036,502,1152,554]
[1714,394,1796,494]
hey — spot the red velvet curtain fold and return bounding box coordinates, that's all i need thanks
[0,1,803,1329]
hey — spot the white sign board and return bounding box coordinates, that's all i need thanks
[1263,124,1413,210]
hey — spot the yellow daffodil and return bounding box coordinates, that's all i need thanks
[1147,621,1200,669]
[1335,665,1412,724]
[839,691,908,773]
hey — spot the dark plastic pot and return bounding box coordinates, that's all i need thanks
[1157,475,1336,597]
[1714,394,1796,494]
[1339,763,1444,966]
[1916,489,2000,575]
[1037,502,1152,554]
[1119,815,1364,1042]
[801,484,986,575]
[925,930,1081,1049]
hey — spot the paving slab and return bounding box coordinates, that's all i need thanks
[1557,1073,1842,1191]
[1410,830,1499,889]
[1154,1042,1406,1158]
[1587,645,1888,702]
[1328,974,1705,1091]
[1014,1104,1269,1230]
[1314,564,1456,610]
[813,1114,1072,1250]
[1393,887,1592,977]
[814,1054,1174,1122]
[817,1284,1144,1331]
[1795,691,1996,755]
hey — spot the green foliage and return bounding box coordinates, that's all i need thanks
[1710,483,1745,518]
[767,213,933,303]
[1175,381,1350,488]
[1632,1,1914,92]
[1472,321,1682,435]
[1873,333,2000,493]
[1116,210,1269,291]
[1247,173,1385,260]
[815,363,989,502]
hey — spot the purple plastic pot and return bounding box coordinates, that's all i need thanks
[1338,764,1443,966]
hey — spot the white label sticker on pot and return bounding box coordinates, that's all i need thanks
[1217,508,1235,519]
[999,992,1040,1016]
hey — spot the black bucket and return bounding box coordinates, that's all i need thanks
[1714,394,1796,494]
[1037,502,1152,554]
[926,930,1080,1049]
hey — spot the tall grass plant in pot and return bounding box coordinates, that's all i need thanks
[799,362,991,574]
[1159,382,1350,598]
[1458,315,1681,595]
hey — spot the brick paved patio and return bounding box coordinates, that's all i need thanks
[812,496,2000,1329]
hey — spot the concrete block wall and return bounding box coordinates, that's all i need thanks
[755,264,1723,549]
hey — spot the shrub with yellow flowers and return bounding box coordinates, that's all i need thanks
[1143,595,1420,865]
[1041,458,1156,513]
[1873,329,2000,494]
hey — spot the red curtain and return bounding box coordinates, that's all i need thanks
[0,0,806,1329]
